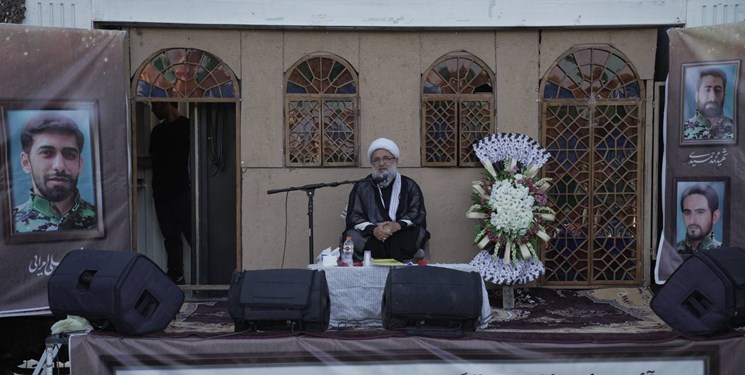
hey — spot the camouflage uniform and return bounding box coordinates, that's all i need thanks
[675,232,721,255]
[683,111,734,140]
[13,189,96,232]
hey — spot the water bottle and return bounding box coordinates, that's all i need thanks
[342,236,354,266]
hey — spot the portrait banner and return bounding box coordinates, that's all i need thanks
[0,24,130,315]
[656,21,745,283]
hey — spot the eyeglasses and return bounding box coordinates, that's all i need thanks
[371,156,395,165]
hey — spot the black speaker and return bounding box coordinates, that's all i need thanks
[227,269,330,332]
[382,266,482,336]
[651,247,745,335]
[48,250,184,335]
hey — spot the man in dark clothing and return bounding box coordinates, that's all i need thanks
[149,102,192,284]
[344,138,429,262]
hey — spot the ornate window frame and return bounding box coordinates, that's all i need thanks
[421,52,495,167]
[284,53,359,167]
[134,48,239,99]
[540,45,645,285]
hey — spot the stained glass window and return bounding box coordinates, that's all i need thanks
[135,48,238,98]
[285,55,358,167]
[422,53,494,166]
[541,47,644,286]
[543,48,640,100]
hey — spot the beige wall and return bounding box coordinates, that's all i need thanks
[126,27,658,272]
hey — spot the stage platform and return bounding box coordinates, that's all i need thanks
[65,287,745,374]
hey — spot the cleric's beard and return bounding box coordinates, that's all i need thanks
[372,163,397,188]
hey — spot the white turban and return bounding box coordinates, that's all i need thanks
[367,137,400,161]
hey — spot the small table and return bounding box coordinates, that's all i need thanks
[308,263,491,329]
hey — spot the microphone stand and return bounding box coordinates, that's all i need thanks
[267,176,376,264]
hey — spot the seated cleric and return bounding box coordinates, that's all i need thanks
[343,138,430,262]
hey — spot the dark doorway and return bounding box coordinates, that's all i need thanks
[191,102,237,285]
[135,101,237,287]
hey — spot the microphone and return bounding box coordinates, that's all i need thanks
[371,173,389,185]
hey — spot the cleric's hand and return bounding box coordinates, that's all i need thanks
[374,222,393,241]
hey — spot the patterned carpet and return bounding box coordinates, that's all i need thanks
[166,287,673,340]
[486,287,670,334]
[166,300,234,334]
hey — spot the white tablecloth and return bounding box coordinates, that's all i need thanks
[308,263,491,329]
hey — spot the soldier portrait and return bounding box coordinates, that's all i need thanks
[2,104,103,242]
[680,61,739,145]
[674,178,728,255]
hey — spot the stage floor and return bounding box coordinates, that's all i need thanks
[67,287,745,374]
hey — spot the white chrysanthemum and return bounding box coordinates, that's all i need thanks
[468,132,553,284]
[487,179,534,233]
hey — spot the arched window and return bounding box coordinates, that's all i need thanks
[540,46,644,286]
[421,52,495,167]
[284,54,358,167]
[135,48,238,98]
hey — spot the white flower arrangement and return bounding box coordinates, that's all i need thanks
[467,133,555,284]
